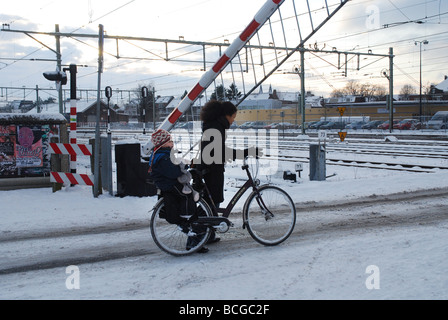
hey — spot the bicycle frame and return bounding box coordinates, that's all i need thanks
[152,158,296,255]
[198,159,265,219]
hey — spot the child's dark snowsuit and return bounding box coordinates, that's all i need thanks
[149,148,196,225]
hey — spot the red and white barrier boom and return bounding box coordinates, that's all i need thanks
[142,0,349,155]
[142,0,285,155]
[49,142,94,186]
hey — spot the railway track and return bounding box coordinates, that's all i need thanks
[77,128,448,173]
[276,154,445,173]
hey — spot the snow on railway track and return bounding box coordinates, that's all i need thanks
[76,128,448,173]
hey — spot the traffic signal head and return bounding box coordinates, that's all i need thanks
[43,71,67,85]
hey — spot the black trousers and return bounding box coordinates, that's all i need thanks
[162,184,197,225]
[203,164,225,210]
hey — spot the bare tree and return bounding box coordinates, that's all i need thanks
[399,84,416,100]
[343,80,361,95]
[330,88,345,98]
[361,83,386,100]
[331,80,386,100]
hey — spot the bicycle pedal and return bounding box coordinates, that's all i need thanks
[178,225,196,236]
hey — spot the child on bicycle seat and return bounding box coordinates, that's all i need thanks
[148,129,198,227]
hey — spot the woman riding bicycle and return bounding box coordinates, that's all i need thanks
[198,100,262,245]
[149,106,296,256]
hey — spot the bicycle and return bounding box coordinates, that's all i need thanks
[150,157,296,256]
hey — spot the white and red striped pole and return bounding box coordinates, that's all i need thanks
[142,0,285,155]
[70,99,77,171]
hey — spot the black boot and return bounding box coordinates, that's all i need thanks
[186,235,209,253]
[206,230,221,244]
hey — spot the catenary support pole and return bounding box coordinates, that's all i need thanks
[55,24,63,114]
[153,86,156,131]
[389,47,394,134]
[93,24,104,198]
[300,46,306,135]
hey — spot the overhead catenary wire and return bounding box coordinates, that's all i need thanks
[1,0,447,100]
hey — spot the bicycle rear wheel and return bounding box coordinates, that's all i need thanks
[243,185,296,246]
[150,198,213,256]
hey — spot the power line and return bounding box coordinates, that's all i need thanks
[70,0,137,34]
[2,0,446,99]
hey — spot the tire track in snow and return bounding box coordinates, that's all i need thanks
[1,188,447,275]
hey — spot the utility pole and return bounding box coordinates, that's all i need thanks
[153,86,156,131]
[141,86,148,135]
[388,47,394,133]
[415,40,428,122]
[300,46,306,135]
[35,85,40,113]
[55,24,63,114]
[93,24,104,198]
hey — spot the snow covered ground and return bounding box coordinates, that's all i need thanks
[1,137,448,301]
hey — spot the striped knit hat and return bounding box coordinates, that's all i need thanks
[148,129,171,173]
[151,129,171,152]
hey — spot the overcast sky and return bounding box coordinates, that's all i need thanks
[1,0,447,103]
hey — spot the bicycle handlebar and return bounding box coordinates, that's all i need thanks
[189,154,259,181]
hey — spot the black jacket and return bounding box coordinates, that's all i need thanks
[200,116,247,167]
[200,116,247,205]
[201,116,231,169]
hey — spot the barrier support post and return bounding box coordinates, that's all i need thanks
[50,137,62,192]
[90,138,102,195]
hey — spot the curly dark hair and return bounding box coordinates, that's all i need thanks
[200,100,237,122]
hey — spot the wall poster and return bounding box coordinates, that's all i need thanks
[16,125,44,168]
[0,124,60,178]
[0,125,17,177]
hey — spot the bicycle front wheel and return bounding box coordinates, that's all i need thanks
[150,198,213,256]
[243,185,296,246]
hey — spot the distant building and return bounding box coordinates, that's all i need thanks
[165,96,203,121]
[122,99,141,122]
[27,100,128,126]
[155,96,175,118]
[429,75,448,100]
[435,75,448,92]
[238,85,281,110]
[75,100,128,126]
[2,100,35,113]
[275,91,299,107]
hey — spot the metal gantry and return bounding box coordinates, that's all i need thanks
[1,0,368,151]
[142,0,351,153]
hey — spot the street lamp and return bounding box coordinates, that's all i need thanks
[415,40,428,122]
